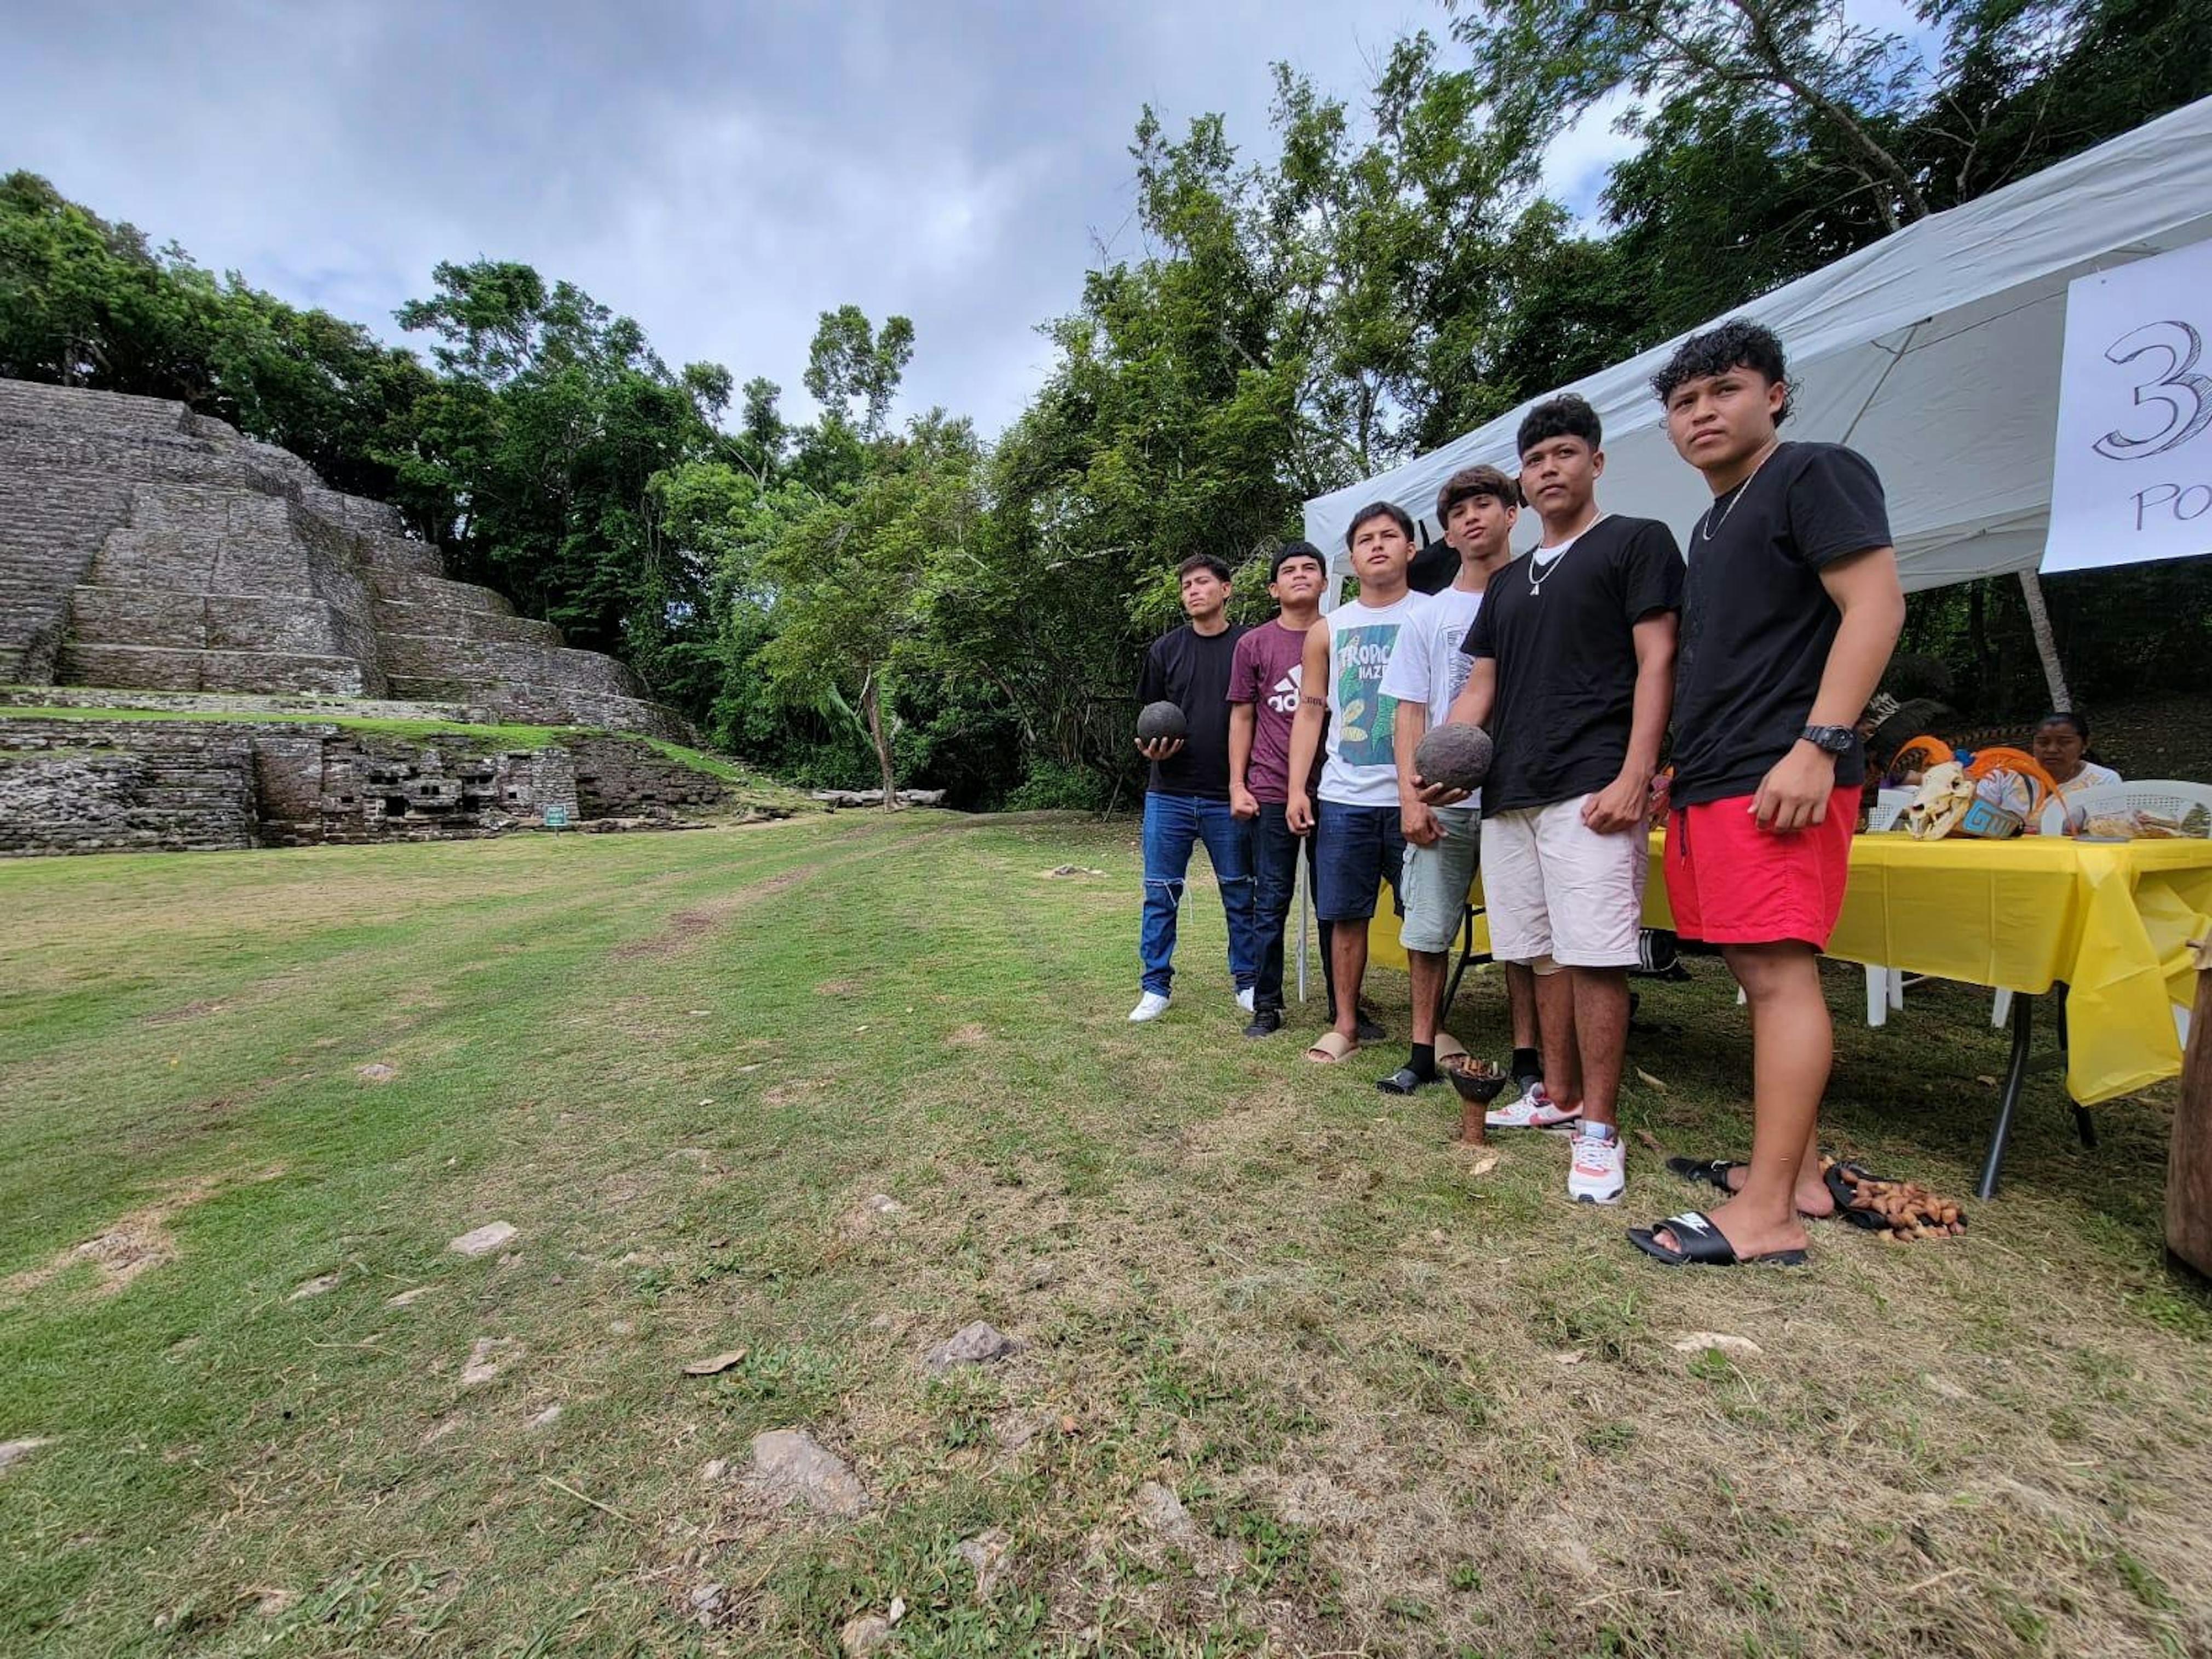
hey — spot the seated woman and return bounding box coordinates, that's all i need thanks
[2030,710,2119,801]
[1975,710,2118,831]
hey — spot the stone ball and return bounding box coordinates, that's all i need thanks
[1414,722,1494,792]
[1136,701,1188,742]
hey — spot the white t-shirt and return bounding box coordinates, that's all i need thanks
[2053,761,2121,798]
[1379,581,1487,810]
[1318,589,1428,808]
[1380,581,1486,726]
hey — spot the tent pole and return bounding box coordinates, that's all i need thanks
[1295,848,1309,1004]
[2016,569,2072,711]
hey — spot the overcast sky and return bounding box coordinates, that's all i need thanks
[1,1,1917,436]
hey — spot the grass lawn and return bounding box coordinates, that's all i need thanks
[2,811,2208,1657]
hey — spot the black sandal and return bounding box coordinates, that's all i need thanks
[1627,1211,1807,1269]
[1376,1065,1434,1096]
[1668,1155,1837,1222]
[1667,1156,1748,1194]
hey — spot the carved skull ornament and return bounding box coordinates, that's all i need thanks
[1904,761,1974,840]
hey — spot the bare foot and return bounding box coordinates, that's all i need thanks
[1716,1165,1835,1219]
[1653,1197,1808,1260]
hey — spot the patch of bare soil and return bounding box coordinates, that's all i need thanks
[2,1179,219,1298]
[142,999,228,1027]
[612,869,808,960]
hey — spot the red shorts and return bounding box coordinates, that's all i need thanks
[1664,785,1858,948]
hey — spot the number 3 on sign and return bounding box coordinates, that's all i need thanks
[2093,320,2212,460]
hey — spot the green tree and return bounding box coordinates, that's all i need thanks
[802,304,915,437]
[758,412,983,807]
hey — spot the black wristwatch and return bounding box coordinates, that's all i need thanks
[1800,724,1856,756]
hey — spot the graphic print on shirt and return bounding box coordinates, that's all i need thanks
[1266,663,1302,717]
[1333,622,1404,768]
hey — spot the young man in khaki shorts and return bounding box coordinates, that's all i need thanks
[1375,464,1528,1102]
[1426,396,1681,1205]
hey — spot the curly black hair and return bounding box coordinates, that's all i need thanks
[1651,319,1793,423]
[1514,394,1602,461]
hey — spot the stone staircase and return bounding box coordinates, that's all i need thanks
[0,379,695,741]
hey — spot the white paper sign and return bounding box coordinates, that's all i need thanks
[2042,238,2212,574]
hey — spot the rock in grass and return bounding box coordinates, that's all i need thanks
[1134,1481,1199,1543]
[287,1273,339,1301]
[1413,722,1494,792]
[460,1337,521,1386]
[925,1321,1020,1374]
[448,1222,517,1257]
[1672,1331,1764,1358]
[750,1428,868,1517]
[957,1528,1013,1600]
[839,1614,893,1656]
[0,1438,53,1476]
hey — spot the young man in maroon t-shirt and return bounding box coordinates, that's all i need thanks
[1229,542,1339,1038]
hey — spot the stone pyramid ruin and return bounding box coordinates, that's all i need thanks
[0,377,692,739]
[0,379,753,855]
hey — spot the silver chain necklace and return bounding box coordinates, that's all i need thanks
[1526,512,1606,598]
[1699,444,1780,541]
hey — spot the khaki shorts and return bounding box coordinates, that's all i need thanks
[1479,796,1647,968]
[1398,806,1479,953]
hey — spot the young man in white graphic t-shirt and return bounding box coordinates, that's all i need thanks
[1285,502,1428,1065]
[1374,464,1541,1112]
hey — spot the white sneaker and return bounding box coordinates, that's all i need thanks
[1484,1083,1582,1131]
[1236,986,1255,1014]
[1128,992,1171,1023]
[1568,1130,1626,1205]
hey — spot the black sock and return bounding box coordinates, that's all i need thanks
[1407,1042,1436,1081]
[1511,1046,1541,1082]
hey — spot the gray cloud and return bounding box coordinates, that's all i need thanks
[4,0,1460,433]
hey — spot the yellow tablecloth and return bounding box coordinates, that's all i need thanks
[1369,831,2212,1106]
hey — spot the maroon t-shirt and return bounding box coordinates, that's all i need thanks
[1228,619,1313,804]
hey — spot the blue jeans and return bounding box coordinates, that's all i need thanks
[1139,791,1259,996]
[1249,800,1338,1016]
[1313,799,1408,921]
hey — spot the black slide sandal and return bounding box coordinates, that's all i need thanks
[1669,1155,1839,1222]
[1627,1211,1807,1269]
[1667,1156,1747,1194]
[1376,1066,1433,1096]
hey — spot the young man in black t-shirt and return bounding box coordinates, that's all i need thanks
[1425,396,1682,1208]
[1629,322,1904,1270]
[1130,554,1259,1024]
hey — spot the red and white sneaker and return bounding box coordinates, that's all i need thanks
[1568,1131,1627,1205]
[1484,1084,1582,1131]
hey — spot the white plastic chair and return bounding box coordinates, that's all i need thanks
[2050,779,2212,834]
[1862,790,1914,1026]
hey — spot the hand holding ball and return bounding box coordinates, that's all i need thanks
[1414,723,1493,794]
[1136,701,1189,744]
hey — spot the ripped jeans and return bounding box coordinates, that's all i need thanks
[1138,789,1259,997]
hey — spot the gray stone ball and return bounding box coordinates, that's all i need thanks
[1414,722,1494,792]
[1137,701,1188,742]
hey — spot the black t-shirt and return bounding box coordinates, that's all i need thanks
[1138,622,1247,799]
[1464,515,1684,815]
[1670,442,1892,806]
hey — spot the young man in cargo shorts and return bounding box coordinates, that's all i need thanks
[1629,321,1903,1269]
[1374,464,1536,1103]
[1427,396,1682,1206]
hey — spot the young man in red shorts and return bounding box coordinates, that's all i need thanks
[1629,320,1905,1269]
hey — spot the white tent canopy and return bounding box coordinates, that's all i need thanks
[1304,96,2212,594]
